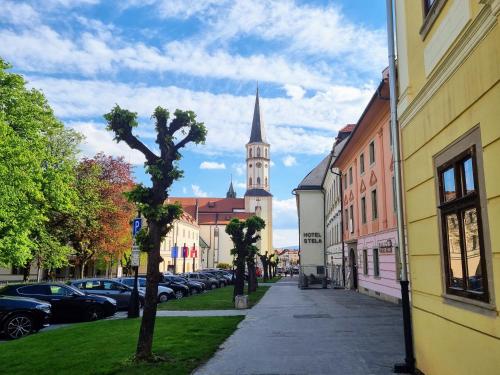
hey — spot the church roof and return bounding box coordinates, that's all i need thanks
[167,197,246,217]
[226,179,236,198]
[198,212,253,225]
[248,86,267,143]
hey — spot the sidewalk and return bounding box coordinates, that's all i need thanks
[194,277,405,375]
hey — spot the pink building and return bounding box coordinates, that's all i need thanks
[333,71,401,303]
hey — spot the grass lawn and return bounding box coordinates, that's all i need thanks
[257,276,282,283]
[158,286,270,311]
[0,316,243,375]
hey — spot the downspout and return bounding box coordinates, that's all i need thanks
[386,0,415,372]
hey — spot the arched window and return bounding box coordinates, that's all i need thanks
[249,177,252,186]
[257,177,261,185]
[257,147,261,157]
[265,177,268,186]
[265,148,268,158]
[249,149,252,158]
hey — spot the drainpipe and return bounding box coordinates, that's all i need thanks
[385,0,415,373]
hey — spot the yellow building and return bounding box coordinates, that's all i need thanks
[394,0,500,373]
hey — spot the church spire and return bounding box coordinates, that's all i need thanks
[249,84,266,143]
[226,175,236,198]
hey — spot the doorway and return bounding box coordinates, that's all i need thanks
[349,248,358,290]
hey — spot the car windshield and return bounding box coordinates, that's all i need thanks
[120,279,134,287]
[61,284,84,296]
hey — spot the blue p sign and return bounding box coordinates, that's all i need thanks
[133,218,142,237]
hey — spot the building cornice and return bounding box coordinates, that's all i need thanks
[399,1,499,128]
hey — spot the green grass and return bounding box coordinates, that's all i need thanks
[257,276,282,283]
[158,286,270,311]
[0,316,243,375]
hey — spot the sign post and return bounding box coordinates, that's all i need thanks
[128,216,142,319]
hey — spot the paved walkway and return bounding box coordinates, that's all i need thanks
[194,278,405,375]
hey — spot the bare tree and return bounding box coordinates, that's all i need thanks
[104,105,206,361]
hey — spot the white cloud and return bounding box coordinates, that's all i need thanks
[273,229,299,248]
[0,1,40,26]
[284,84,305,100]
[191,184,208,197]
[26,77,373,156]
[200,161,226,170]
[282,155,297,167]
[68,121,146,165]
[233,163,246,176]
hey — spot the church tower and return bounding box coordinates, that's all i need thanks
[245,86,273,254]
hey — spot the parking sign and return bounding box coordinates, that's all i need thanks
[133,218,142,237]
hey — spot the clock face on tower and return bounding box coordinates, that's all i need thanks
[256,162,262,168]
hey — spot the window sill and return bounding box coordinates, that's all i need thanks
[420,0,448,40]
[442,293,497,316]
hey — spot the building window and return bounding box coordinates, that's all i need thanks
[257,147,261,157]
[344,208,348,231]
[373,248,380,277]
[371,189,378,220]
[257,177,261,186]
[437,145,488,302]
[344,174,347,189]
[349,167,353,185]
[249,149,252,158]
[249,177,252,186]
[265,148,268,158]
[369,141,375,164]
[360,153,365,174]
[265,177,268,186]
[363,250,368,275]
[361,197,367,224]
[349,205,354,234]
[423,0,436,15]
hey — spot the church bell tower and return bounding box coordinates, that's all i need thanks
[245,85,273,254]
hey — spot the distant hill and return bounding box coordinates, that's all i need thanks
[275,245,299,251]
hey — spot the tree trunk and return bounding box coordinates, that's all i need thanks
[80,261,86,279]
[22,261,32,282]
[135,220,161,361]
[233,248,246,298]
[268,262,272,280]
[247,260,257,293]
[259,256,269,281]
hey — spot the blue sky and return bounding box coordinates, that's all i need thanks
[0,0,388,247]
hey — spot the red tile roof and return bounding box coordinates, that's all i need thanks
[339,124,355,133]
[198,212,253,225]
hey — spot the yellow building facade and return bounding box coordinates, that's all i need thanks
[395,0,500,373]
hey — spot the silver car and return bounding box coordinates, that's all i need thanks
[115,277,174,303]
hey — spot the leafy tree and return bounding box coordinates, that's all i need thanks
[104,105,206,361]
[0,58,81,276]
[226,216,266,297]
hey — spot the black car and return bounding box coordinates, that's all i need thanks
[163,275,205,295]
[152,275,190,299]
[0,296,51,339]
[0,283,117,322]
[200,271,227,287]
[70,279,146,310]
[202,270,232,285]
[183,272,219,289]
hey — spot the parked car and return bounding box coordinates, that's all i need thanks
[0,295,51,339]
[203,270,233,285]
[200,271,227,287]
[69,279,145,310]
[0,283,117,322]
[183,272,219,290]
[115,277,174,302]
[154,275,190,299]
[163,275,205,295]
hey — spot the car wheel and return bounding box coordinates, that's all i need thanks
[4,313,33,339]
[175,290,184,300]
[86,305,103,321]
[158,293,169,303]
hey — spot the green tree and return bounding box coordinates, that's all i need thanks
[226,216,266,297]
[104,105,206,361]
[0,59,81,277]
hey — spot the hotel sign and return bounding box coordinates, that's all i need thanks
[378,239,393,254]
[303,232,322,244]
